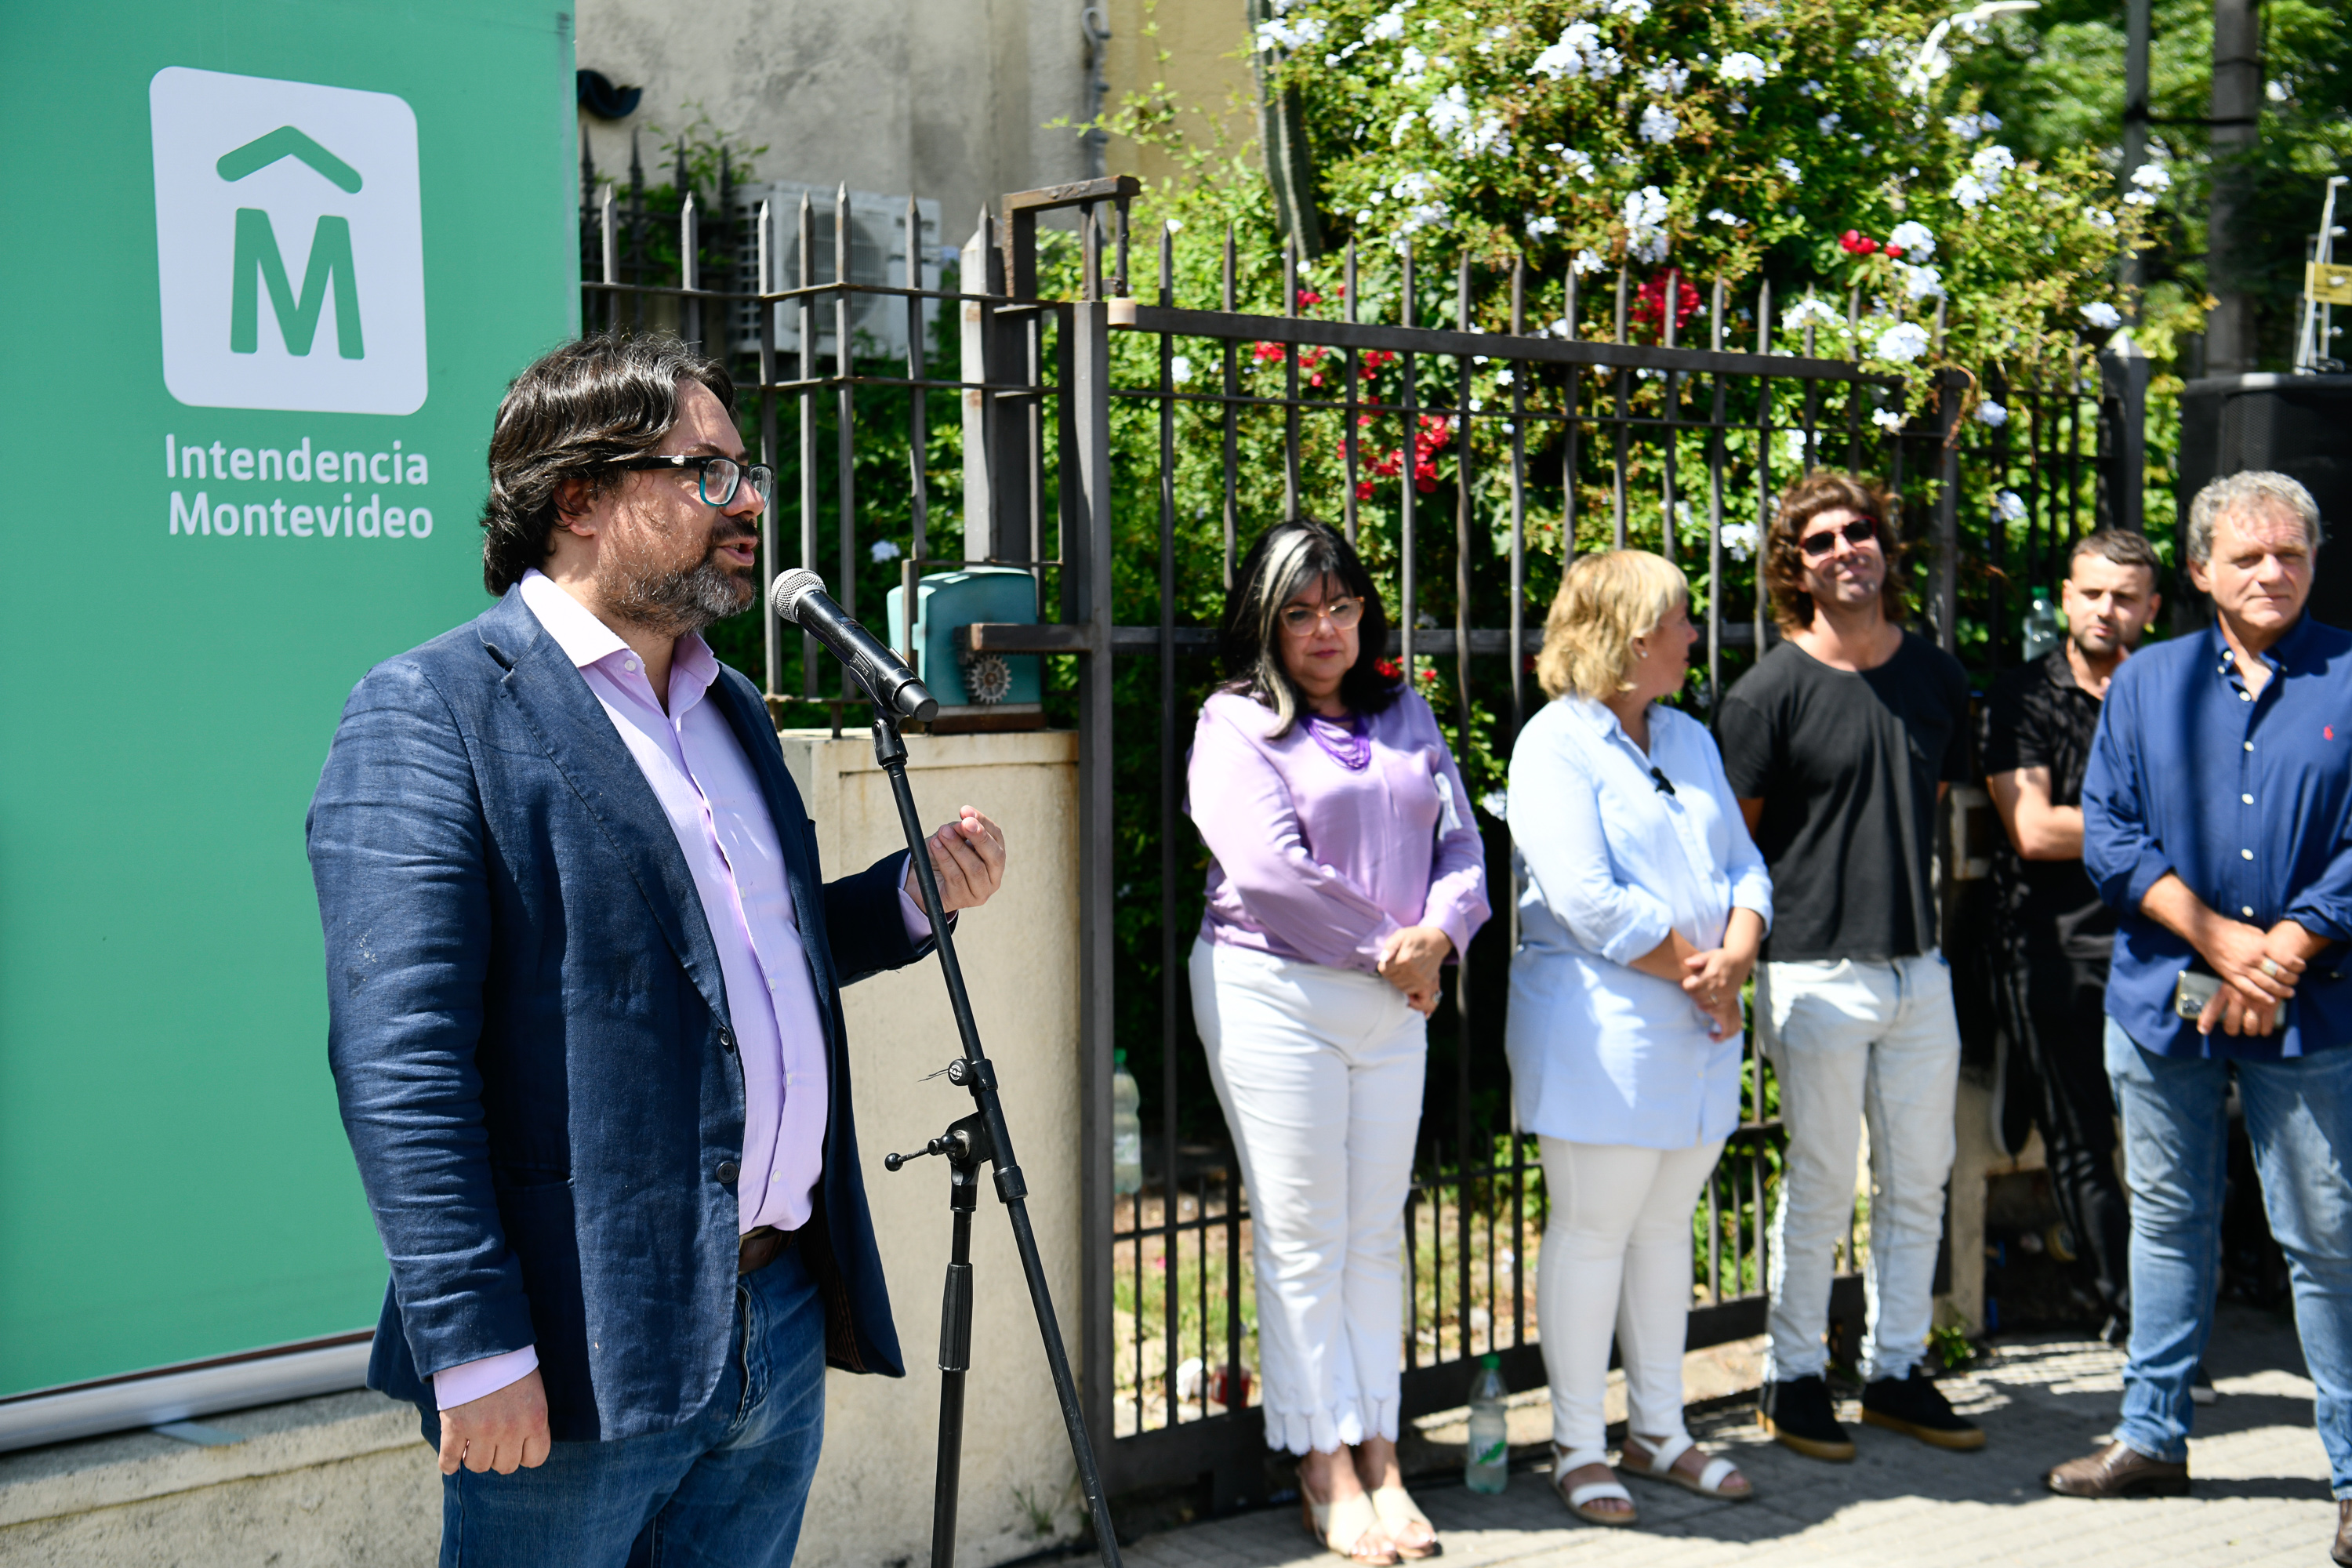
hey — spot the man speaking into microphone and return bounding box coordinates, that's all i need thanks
[307,332,1006,1566]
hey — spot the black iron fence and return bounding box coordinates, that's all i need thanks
[575,158,2145,1513]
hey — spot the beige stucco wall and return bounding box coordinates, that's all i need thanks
[574,0,1091,248]
[1101,0,1258,197]
[781,727,1086,1567]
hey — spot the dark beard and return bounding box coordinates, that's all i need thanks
[607,545,755,636]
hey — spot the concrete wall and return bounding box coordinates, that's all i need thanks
[574,0,1092,248]
[1100,0,1258,198]
[0,730,1084,1568]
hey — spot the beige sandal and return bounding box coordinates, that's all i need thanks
[1299,1467,1400,1563]
[1368,1484,1441,1559]
[1552,1444,1638,1527]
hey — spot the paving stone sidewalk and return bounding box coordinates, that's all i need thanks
[1117,1301,2341,1567]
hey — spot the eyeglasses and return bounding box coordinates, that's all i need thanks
[1797,516,1880,558]
[617,454,773,509]
[1279,597,1364,635]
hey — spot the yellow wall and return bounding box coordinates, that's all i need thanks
[1102,0,1261,198]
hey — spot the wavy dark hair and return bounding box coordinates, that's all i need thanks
[477,331,735,595]
[1762,469,1910,632]
[1218,519,1400,735]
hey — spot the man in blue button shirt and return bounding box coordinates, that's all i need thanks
[2059,472,2352,1565]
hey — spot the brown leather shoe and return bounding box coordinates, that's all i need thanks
[2332,1498,2352,1567]
[2043,1440,2190,1498]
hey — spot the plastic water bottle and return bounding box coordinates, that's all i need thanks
[2023,594,2061,661]
[1111,1050,1143,1196]
[1465,1353,1510,1494]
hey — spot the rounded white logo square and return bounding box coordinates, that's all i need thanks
[152,67,427,416]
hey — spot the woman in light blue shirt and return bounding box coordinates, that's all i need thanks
[1506,550,1771,1526]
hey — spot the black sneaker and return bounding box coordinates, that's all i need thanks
[1861,1367,1986,1450]
[1759,1374,1857,1461]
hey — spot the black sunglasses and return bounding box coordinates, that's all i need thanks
[1797,516,1879,557]
[616,454,772,509]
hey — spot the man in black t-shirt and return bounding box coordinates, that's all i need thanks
[1983,530,2162,1343]
[1716,471,1980,1463]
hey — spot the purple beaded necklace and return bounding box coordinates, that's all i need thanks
[1304,709,1370,771]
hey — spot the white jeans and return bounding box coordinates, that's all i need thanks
[1190,938,1427,1455]
[1758,953,1960,1383]
[1535,1137,1724,1468]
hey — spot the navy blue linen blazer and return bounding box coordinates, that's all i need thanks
[307,586,913,1443]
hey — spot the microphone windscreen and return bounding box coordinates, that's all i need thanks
[768,568,827,625]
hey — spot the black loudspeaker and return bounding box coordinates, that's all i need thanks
[2177,374,2352,632]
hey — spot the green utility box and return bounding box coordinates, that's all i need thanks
[0,2,577,1404]
[886,567,1044,712]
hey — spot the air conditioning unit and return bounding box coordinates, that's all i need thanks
[731,183,943,362]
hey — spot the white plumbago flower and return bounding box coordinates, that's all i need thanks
[1775,157,1804,185]
[1399,45,1428,85]
[1606,0,1653,21]
[1969,143,2017,186]
[1479,789,1509,820]
[1572,247,1607,276]
[1893,263,1944,300]
[1719,51,1769,83]
[1886,220,1935,260]
[1639,60,1690,95]
[1951,174,1991,209]
[1873,322,1932,363]
[869,539,903,562]
[1428,85,1508,155]
[1944,112,1985,140]
[1817,111,1844,133]
[1526,213,1561,238]
[1871,407,1907,431]
[1994,488,2028,521]
[1976,399,2009,426]
[1779,428,1810,460]
[2079,302,2124,329]
[1782,296,1842,330]
[1853,36,1888,56]
[2123,190,2158,207]
[1170,355,1193,384]
[1708,207,1744,226]
[1623,185,1671,263]
[2130,162,2172,192]
[1721,521,1759,561]
[1534,20,1613,78]
[1559,148,1597,182]
[1254,14,1327,51]
[1639,103,1679,144]
[1980,110,2003,130]
[2084,205,2117,228]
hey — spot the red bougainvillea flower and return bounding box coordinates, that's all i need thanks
[1838,230,1882,256]
[1375,658,1403,680]
[1883,244,1906,259]
[1629,271,1702,337]
[1252,341,1285,364]
[1297,289,1323,309]
[1359,348,1397,379]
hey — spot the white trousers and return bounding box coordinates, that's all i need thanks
[1758,953,1960,1383]
[1190,938,1427,1455]
[1534,1137,1724,1467]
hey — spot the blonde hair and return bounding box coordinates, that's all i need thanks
[1535,550,1690,701]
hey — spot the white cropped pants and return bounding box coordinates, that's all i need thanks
[1190,938,1427,1455]
[1534,1137,1724,1467]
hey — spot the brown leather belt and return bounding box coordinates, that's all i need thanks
[739,1225,799,1276]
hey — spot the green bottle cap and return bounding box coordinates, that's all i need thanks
[1114,1049,1127,1065]
[1481,1352,1500,1368]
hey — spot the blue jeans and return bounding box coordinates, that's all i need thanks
[431,1245,828,1566]
[2106,1019,2352,1494]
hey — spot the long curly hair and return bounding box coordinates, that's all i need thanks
[477,332,735,595]
[1761,470,1909,632]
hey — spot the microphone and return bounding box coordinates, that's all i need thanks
[1650,766,1677,797]
[768,568,939,724]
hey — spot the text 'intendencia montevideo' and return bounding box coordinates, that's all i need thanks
[163,432,436,540]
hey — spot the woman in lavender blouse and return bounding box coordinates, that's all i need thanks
[1187,520,1490,1564]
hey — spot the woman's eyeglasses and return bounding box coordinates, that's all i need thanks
[1279,597,1364,634]
[616,454,773,509]
[1796,516,1879,558]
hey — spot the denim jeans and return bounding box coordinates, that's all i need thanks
[1758,952,1961,1384]
[2106,1019,2352,1495]
[430,1245,828,1566]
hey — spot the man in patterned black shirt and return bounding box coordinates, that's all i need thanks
[1983,529,2163,1341]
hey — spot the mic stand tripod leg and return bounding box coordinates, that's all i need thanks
[930,1120,982,1568]
[869,711,1123,1567]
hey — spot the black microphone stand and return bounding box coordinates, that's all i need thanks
[857,700,1123,1568]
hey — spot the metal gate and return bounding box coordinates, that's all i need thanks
[575,154,2143,1513]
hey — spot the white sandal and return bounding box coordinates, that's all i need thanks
[1367,1484,1440,1559]
[1552,1445,1638,1527]
[1623,1432,1752,1500]
[1299,1467,1399,1563]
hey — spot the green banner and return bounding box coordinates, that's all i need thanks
[0,2,577,1396]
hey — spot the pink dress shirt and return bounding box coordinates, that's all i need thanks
[1187,687,1490,970]
[436,571,926,1408]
